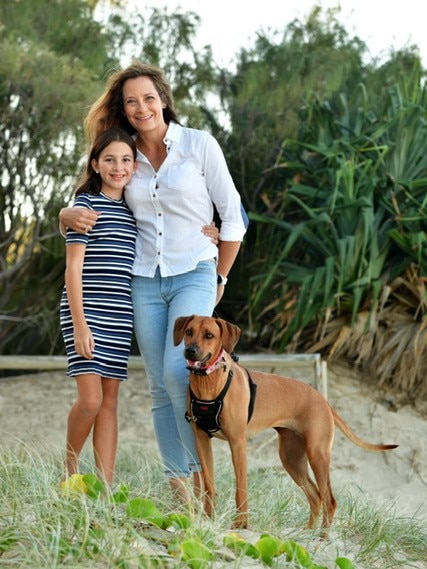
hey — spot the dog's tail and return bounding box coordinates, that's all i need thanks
[332,408,399,451]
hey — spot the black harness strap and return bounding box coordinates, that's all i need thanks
[186,368,257,437]
[246,369,257,423]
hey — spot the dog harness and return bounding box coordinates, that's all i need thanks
[185,367,257,437]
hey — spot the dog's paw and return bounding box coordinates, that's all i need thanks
[231,517,249,530]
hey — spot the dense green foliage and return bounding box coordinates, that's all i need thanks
[1,1,427,397]
[0,0,121,355]
[236,60,427,397]
[0,0,218,357]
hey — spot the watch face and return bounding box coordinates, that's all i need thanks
[217,274,228,285]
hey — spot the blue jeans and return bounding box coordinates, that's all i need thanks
[131,259,217,478]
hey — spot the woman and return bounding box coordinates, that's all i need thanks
[60,60,247,502]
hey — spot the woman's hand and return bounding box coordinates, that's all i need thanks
[59,207,100,234]
[202,221,220,245]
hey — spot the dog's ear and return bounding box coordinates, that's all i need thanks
[217,318,241,353]
[173,315,195,346]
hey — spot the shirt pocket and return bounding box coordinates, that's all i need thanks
[167,162,203,192]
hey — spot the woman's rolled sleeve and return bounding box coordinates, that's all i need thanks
[219,221,247,242]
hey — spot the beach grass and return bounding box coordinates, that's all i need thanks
[0,442,425,568]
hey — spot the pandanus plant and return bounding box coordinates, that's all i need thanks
[248,77,427,398]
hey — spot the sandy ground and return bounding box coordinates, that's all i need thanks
[0,361,426,522]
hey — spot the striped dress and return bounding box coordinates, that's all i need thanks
[60,192,137,381]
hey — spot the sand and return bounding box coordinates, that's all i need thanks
[0,361,426,521]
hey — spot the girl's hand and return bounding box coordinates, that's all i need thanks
[74,324,95,359]
[202,221,220,245]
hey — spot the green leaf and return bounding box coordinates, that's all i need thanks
[82,474,105,499]
[112,484,130,504]
[179,537,215,569]
[255,534,285,565]
[335,557,356,569]
[283,539,314,567]
[126,498,166,528]
[223,533,260,559]
[167,512,192,529]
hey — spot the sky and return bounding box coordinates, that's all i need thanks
[137,0,427,68]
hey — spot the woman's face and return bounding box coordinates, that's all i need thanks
[122,76,166,136]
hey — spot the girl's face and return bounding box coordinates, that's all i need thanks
[122,76,166,137]
[91,141,136,198]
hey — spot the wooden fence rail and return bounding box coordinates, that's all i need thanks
[0,353,328,397]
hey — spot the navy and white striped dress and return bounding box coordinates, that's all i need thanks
[60,192,137,381]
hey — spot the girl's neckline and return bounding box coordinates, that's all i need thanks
[100,191,124,203]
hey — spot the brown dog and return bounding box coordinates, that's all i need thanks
[173,315,398,531]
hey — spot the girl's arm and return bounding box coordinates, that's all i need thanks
[202,221,219,244]
[65,244,94,359]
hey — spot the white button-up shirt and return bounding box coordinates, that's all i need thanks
[125,122,247,277]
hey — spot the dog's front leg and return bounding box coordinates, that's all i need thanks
[194,427,216,517]
[229,437,249,528]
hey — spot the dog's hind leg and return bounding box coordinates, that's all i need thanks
[306,445,337,530]
[276,428,322,528]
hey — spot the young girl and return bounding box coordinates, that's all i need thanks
[60,128,137,485]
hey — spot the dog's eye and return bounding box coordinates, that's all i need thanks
[185,329,192,337]
[205,332,214,339]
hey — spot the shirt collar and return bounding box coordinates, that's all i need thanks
[163,121,182,147]
[132,121,181,151]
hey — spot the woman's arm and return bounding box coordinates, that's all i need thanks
[59,207,100,235]
[215,240,241,306]
[65,244,94,359]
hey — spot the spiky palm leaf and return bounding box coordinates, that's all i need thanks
[248,77,427,397]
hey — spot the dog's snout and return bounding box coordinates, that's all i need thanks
[184,344,198,359]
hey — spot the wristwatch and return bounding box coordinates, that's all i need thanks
[217,273,228,286]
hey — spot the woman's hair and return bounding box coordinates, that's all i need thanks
[75,128,137,196]
[84,60,180,145]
